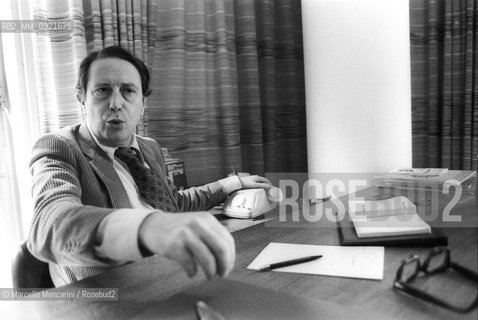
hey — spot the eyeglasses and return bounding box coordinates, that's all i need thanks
[393,247,478,313]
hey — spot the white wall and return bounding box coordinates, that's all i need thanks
[302,0,412,173]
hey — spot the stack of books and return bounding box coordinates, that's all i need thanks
[162,148,187,190]
[337,195,448,247]
[374,168,476,194]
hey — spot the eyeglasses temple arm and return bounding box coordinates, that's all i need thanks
[451,262,478,282]
[394,281,478,313]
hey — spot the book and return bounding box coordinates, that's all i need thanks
[348,196,431,238]
[337,196,447,246]
[375,168,476,193]
[389,168,448,177]
[162,147,187,189]
[348,195,417,218]
[337,216,448,247]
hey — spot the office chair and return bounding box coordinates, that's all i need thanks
[11,241,54,288]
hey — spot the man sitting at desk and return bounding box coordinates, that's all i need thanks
[28,46,271,286]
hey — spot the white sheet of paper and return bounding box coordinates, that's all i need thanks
[247,243,384,280]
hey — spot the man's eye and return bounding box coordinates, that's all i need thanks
[122,88,136,95]
[94,88,109,95]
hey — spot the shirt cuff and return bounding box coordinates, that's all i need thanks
[218,175,242,194]
[94,209,155,262]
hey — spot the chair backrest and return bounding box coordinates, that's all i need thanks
[11,241,54,288]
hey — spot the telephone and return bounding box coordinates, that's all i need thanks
[223,188,278,219]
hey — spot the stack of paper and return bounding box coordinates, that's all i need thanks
[248,243,384,280]
[348,195,416,218]
[348,196,431,238]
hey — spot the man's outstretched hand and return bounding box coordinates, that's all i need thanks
[138,212,235,279]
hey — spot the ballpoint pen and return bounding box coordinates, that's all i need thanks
[310,195,332,204]
[258,255,322,272]
[252,213,265,221]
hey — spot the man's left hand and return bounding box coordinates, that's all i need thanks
[238,175,272,189]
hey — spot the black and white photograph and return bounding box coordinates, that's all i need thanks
[0,0,476,319]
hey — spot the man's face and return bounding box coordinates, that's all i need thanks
[81,58,145,147]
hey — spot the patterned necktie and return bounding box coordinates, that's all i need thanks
[114,147,177,212]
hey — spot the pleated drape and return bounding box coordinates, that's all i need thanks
[235,0,306,175]
[410,0,478,170]
[32,0,87,133]
[148,0,307,186]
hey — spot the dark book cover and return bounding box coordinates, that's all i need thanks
[337,214,448,247]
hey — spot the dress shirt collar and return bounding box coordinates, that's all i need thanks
[86,123,142,162]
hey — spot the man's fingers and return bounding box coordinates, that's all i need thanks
[172,247,198,278]
[251,175,272,185]
[202,221,236,277]
[139,212,236,279]
[192,215,235,278]
[257,176,272,184]
[255,182,273,189]
[184,231,218,279]
[239,175,272,189]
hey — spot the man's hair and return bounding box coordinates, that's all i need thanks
[75,46,152,97]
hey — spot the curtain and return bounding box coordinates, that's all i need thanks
[0,35,24,287]
[32,0,87,133]
[1,0,44,287]
[148,0,307,186]
[410,0,478,170]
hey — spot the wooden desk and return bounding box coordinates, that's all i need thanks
[1,187,477,320]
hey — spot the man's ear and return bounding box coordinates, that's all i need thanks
[76,91,85,106]
[141,97,148,116]
[76,91,86,116]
